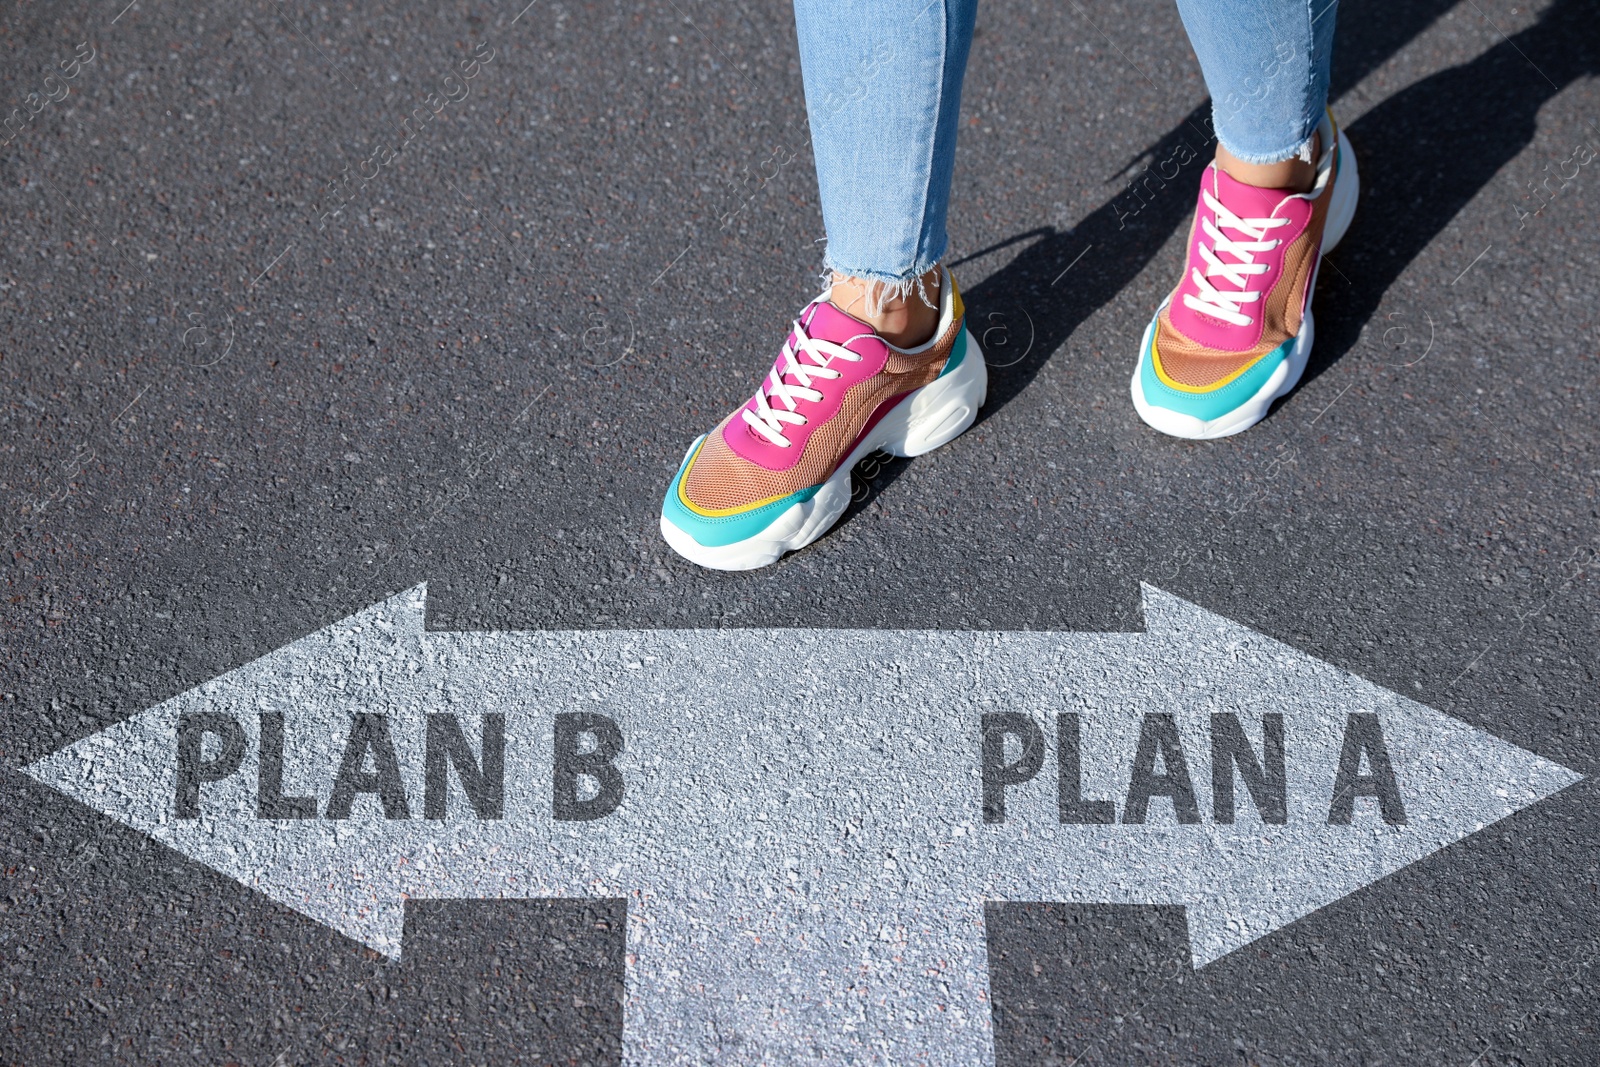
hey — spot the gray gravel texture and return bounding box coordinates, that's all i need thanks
[1,0,1598,1064]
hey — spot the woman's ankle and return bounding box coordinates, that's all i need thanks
[828,265,943,349]
[1215,132,1320,194]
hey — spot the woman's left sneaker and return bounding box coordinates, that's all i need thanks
[660,266,987,571]
[1131,111,1359,439]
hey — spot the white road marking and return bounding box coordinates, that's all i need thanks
[26,584,1580,1065]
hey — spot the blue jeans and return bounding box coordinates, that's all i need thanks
[793,0,1338,286]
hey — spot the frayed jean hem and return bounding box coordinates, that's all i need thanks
[819,245,946,315]
[1216,125,1321,166]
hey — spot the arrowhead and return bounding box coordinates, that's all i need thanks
[22,579,1586,989]
[23,585,430,958]
[1138,584,1584,968]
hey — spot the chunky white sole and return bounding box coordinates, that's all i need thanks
[1130,128,1360,441]
[660,329,988,571]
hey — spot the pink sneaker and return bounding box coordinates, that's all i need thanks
[660,267,987,570]
[1131,111,1359,439]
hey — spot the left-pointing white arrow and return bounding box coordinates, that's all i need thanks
[24,583,1581,1066]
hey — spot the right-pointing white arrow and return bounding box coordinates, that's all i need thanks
[25,583,1583,1065]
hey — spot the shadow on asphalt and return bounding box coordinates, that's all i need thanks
[1314,0,1599,380]
[833,0,1596,539]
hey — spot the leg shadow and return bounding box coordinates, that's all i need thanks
[957,99,1216,423]
[1309,0,1599,384]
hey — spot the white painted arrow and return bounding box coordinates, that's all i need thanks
[26,584,1580,1065]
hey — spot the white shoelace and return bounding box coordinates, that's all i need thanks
[741,315,868,448]
[1181,187,1291,328]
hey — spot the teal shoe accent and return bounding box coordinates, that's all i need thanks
[935,328,969,379]
[661,438,822,548]
[1138,328,1293,423]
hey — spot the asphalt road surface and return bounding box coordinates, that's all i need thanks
[3,0,1598,1064]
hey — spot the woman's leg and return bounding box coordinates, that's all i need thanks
[1130,0,1356,440]
[658,0,986,570]
[1178,0,1338,188]
[795,0,978,345]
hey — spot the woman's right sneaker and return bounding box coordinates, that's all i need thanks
[1131,110,1359,439]
[660,266,987,571]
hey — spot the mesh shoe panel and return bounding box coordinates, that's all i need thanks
[680,315,959,512]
